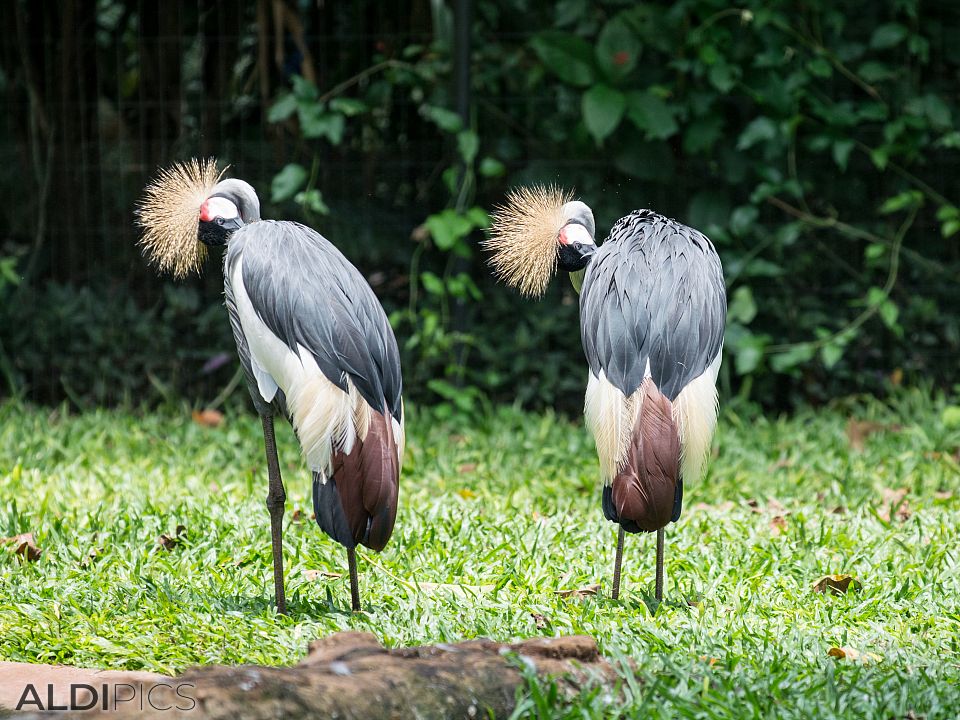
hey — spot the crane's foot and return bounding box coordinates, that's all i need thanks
[654,528,665,602]
[347,547,361,612]
[611,526,625,600]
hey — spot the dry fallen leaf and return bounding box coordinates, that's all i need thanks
[157,525,186,551]
[555,584,601,599]
[813,574,862,595]
[828,646,880,663]
[878,487,911,522]
[770,515,787,536]
[846,419,901,451]
[934,491,953,501]
[530,613,548,629]
[2,533,42,562]
[192,408,224,428]
[831,505,847,515]
[291,509,304,522]
[457,463,477,474]
[304,569,343,580]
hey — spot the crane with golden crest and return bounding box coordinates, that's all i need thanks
[485,187,726,601]
[137,160,404,613]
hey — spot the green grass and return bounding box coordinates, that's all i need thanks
[1,391,960,718]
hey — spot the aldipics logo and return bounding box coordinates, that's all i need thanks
[15,682,197,712]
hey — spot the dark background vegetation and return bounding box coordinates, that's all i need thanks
[0,0,957,415]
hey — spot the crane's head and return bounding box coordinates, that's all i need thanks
[136,159,261,278]
[483,185,596,298]
[198,178,261,247]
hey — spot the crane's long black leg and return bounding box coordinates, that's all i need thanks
[261,414,287,615]
[347,548,361,612]
[611,526,625,600]
[655,528,665,602]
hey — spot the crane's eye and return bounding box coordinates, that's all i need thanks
[216,217,225,226]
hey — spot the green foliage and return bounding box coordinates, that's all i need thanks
[1,390,960,718]
[500,0,960,406]
[0,282,236,407]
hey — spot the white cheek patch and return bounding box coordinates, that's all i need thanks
[200,196,239,222]
[559,223,595,246]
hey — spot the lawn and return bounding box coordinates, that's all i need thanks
[1,391,959,718]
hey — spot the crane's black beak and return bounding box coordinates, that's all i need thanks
[198,217,243,247]
[557,240,595,272]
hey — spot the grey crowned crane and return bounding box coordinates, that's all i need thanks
[485,187,725,601]
[137,160,404,613]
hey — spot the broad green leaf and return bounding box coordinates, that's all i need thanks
[821,343,844,369]
[421,105,463,133]
[865,243,885,260]
[597,14,640,81]
[271,164,308,203]
[295,189,329,215]
[866,286,887,307]
[329,98,367,116]
[420,271,445,295]
[729,206,758,236]
[555,0,587,27]
[530,31,596,87]
[457,130,479,164]
[478,157,505,177]
[770,343,815,372]
[871,23,908,50]
[582,84,625,143]
[942,219,960,238]
[879,191,922,214]
[807,57,832,78]
[728,286,757,324]
[942,406,960,429]
[708,61,737,93]
[425,210,473,251]
[298,105,345,144]
[291,75,318,101]
[737,117,777,150]
[267,93,297,123]
[465,207,490,229]
[879,299,899,329]
[832,139,855,171]
[625,91,677,139]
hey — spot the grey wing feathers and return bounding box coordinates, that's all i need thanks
[580,210,726,401]
[225,220,403,420]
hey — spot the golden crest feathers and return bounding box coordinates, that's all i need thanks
[136,158,224,279]
[483,185,573,298]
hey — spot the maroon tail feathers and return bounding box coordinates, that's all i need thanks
[313,410,400,552]
[610,378,681,533]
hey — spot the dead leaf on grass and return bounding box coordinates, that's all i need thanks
[934,491,953,501]
[555,584,601,599]
[770,515,787,536]
[2,533,42,562]
[457,463,477,474]
[304,569,343,580]
[813,574,862,595]
[157,524,187,551]
[828,646,881,663]
[846,419,901,451]
[192,408,224,428]
[878,487,911,522]
[530,613,548,629]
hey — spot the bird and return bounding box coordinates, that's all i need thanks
[485,186,726,601]
[137,159,404,613]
